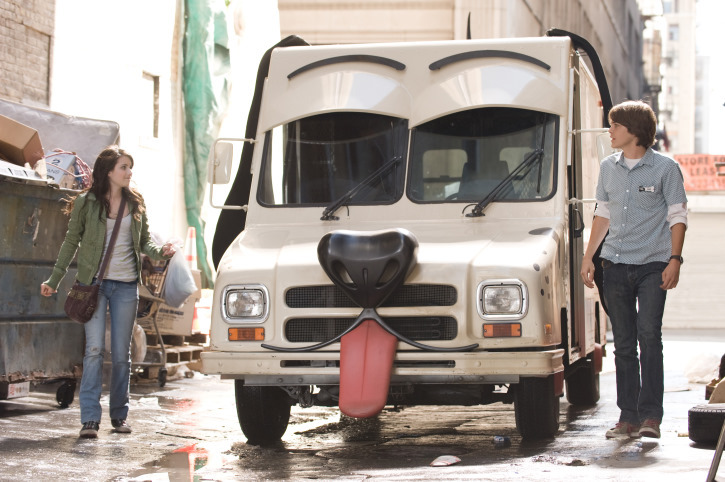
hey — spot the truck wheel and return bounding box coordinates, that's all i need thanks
[56,380,76,408]
[688,403,725,444]
[565,358,600,406]
[235,381,291,445]
[515,375,559,439]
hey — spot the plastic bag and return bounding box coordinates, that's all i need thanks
[130,323,147,363]
[162,250,197,307]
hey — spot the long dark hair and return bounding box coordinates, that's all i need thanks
[63,145,145,220]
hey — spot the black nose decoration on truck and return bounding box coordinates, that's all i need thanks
[261,229,478,353]
[319,229,416,309]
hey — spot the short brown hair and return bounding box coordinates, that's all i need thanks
[608,100,657,148]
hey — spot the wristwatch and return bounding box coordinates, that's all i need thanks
[669,255,684,264]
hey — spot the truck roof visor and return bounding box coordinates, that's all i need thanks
[288,55,406,79]
[429,50,550,72]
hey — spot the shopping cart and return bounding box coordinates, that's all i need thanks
[134,257,170,387]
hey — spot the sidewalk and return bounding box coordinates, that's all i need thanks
[663,211,725,330]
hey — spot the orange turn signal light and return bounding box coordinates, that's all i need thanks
[483,323,521,338]
[228,327,265,341]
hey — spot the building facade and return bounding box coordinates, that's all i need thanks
[0,0,55,106]
[658,0,696,155]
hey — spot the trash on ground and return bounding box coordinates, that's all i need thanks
[493,435,511,448]
[430,455,461,466]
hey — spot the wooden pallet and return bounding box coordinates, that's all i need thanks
[144,333,208,347]
[145,344,203,365]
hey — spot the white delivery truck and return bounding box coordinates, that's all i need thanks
[202,29,613,443]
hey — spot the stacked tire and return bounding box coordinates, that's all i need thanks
[688,403,725,445]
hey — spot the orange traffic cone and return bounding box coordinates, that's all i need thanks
[184,226,197,270]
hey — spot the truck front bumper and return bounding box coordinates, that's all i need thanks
[201,348,564,385]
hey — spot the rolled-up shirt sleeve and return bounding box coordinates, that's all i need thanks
[667,202,688,229]
[594,201,610,219]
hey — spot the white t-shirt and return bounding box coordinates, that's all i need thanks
[97,213,137,282]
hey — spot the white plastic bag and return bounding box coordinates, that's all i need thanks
[162,250,197,308]
[130,323,147,363]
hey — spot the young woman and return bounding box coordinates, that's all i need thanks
[41,146,175,439]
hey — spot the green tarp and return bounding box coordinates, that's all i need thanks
[182,0,230,288]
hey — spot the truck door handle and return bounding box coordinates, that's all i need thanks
[573,207,584,238]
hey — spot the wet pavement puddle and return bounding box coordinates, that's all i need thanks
[115,441,235,481]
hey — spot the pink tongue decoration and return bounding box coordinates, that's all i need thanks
[339,319,398,418]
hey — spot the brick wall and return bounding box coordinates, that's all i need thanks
[0,0,55,106]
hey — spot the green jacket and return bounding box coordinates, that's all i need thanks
[45,192,169,290]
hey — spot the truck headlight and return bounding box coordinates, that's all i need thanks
[477,279,527,319]
[222,284,269,322]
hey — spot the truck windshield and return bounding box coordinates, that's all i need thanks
[407,107,557,203]
[257,112,408,206]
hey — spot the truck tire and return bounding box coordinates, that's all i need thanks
[688,403,725,445]
[515,375,559,439]
[235,381,291,445]
[565,358,600,406]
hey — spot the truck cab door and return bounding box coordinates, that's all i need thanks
[567,55,586,363]
[567,51,608,364]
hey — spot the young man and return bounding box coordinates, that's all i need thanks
[580,100,687,439]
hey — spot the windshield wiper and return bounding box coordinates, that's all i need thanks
[465,148,544,218]
[321,156,401,221]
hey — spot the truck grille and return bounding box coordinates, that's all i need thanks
[285,284,457,308]
[285,316,458,342]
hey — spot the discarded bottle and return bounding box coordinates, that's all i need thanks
[492,435,511,448]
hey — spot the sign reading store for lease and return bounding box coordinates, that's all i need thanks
[674,154,725,191]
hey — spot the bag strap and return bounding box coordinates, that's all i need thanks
[96,196,127,283]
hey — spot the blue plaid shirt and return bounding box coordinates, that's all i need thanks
[596,148,687,265]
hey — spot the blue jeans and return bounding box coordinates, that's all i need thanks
[79,279,138,424]
[602,260,668,424]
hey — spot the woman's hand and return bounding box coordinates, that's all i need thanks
[40,283,56,297]
[162,242,176,257]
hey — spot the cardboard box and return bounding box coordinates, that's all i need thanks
[0,114,44,167]
[44,151,78,187]
[150,296,200,336]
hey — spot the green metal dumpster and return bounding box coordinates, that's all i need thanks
[0,99,119,406]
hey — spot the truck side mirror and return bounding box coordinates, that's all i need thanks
[207,137,256,211]
[211,141,234,185]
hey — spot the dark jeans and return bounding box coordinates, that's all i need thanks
[602,260,668,424]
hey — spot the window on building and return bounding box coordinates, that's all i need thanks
[142,72,160,138]
[669,25,679,42]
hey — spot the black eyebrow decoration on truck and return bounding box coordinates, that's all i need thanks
[288,55,406,79]
[429,50,550,71]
